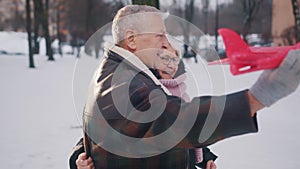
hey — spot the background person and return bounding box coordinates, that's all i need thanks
[154,48,217,169]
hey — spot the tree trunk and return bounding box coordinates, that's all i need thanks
[33,0,41,54]
[32,0,53,60]
[12,0,21,31]
[57,3,62,56]
[86,0,93,34]
[26,0,35,68]
[181,0,194,46]
[291,0,300,42]
[132,0,160,9]
[241,0,262,42]
[202,0,209,34]
[44,0,54,61]
[215,0,219,51]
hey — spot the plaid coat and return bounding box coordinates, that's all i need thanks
[83,44,258,169]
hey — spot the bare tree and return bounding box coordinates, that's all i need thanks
[179,0,198,63]
[86,0,93,33]
[12,0,25,31]
[26,0,35,68]
[291,0,300,42]
[33,0,54,60]
[281,26,296,45]
[183,0,195,44]
[239,0,262,41]
[56,0,62,56]
[33,0,42,54]
[132,0,160,9]
[202,0,209,34]
[44,0,54,60]
[215,0,219,50]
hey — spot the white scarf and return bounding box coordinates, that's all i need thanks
[104,42,172,95]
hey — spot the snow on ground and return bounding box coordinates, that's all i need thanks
[186,59,300,169]
[0,31,300,169]
[0,31,28,54]
[0,54,82,169]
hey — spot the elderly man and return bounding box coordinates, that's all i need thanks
[78,4,300,169]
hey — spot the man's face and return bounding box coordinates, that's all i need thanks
[133,15,170,68]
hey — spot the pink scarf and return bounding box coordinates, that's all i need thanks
[159,73,203,164]
[159,73,190,102]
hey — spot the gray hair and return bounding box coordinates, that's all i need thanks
[112,5,162,44]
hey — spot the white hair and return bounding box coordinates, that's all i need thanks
[112,5,166,44]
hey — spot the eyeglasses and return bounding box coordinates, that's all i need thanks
[159,55,180,65]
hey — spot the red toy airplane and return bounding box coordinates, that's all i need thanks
[209,28,300,75]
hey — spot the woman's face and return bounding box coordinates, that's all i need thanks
[155,48,180,79]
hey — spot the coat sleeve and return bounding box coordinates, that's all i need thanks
[183,90,258,147]
[84,72,258,151]
[69,138,84,169]
[121,76,258,148]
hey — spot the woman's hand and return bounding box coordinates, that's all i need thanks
[76,153,95,169]
[206,160,217,169]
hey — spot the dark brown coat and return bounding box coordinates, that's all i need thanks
[83,47,258,169]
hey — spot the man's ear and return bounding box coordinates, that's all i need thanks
[124,30,137,50]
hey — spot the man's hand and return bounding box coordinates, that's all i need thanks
[206,160,217,169]
[76,153,95,169]
[250,49,300,107]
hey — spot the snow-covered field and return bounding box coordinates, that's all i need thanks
[1,32,300,169]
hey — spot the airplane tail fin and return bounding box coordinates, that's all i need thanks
[215,28,255,75]
[218,28,249,57]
